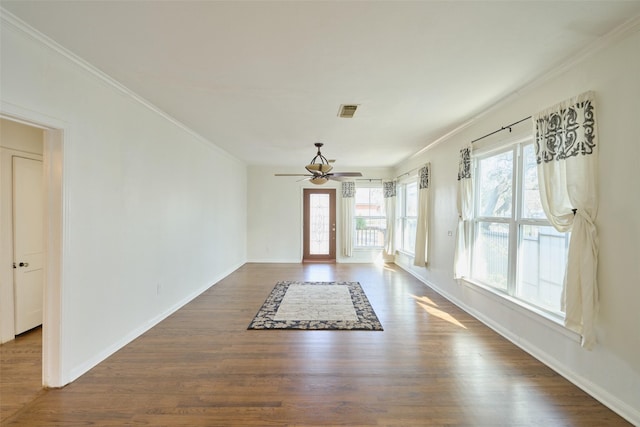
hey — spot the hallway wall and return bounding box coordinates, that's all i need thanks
[1,14,247,385]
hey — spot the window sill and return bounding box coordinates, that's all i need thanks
[395,249,415,258]
[459,278,581,343]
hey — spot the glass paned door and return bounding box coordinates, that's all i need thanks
[309,193,330,254]
[303,189,336,262]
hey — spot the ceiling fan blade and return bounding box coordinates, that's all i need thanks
[327,172,363,177]
[274,173,313,177]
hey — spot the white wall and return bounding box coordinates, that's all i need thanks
[1,14,247,385]
[393,25,640,424]
[247,166,393,263]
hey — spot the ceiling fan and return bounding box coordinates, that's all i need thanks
[275,143,363,185]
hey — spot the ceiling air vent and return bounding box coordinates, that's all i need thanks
[338,104,358,118]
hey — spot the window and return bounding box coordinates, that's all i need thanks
[396,181,417,254]
[470,141,570,315]
[354,186,386,248]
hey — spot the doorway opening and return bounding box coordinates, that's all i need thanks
[302,188,336,263]
[0,113,64,393]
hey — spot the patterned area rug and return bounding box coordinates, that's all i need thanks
[248,281,383,330]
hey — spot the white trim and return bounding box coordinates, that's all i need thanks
[395,261,639,425]
[469,139,570,319]
[0,114,50,130]
[0,8,243,164]
[42,128,65,388]
[0,106,67,388]
[471,132,533,158]
[395,248,415,259]
[396,180,418,256]
[459,277,574,340]
[337,258,383,264]
[405,16,640,162]
[245,258,302,263]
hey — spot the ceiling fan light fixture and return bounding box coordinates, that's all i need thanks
[309,176,329,185]
[305,142,333,174]
[274,143,361,186]
[305,163,333,173]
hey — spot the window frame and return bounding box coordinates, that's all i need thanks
[396,178,418,255]
[469,137,569,319]
[352,184,386,249]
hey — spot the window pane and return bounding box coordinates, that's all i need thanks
[403,218,417,254]
[405,182,418,217]
[354,217,386,247]
[472,222,509,291]
[397,185,405,216]
[522,144,546,219]
[395,218,403,251]
[355,188,385,217]
[309,194,330,255]
[517,225,568,313]
[477,151,513,218]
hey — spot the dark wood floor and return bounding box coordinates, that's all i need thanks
[1,326,44,423]
[0,263,630,426]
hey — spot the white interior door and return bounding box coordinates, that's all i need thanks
[13,156,44,335]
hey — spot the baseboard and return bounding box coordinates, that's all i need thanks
[246,258,301,263]
[67,261,245,384]
[396,262,640,426]
[514,335,640,425]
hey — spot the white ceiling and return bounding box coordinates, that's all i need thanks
[3,1,640,168]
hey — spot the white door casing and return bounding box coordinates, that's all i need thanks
[13,156,44,335]
[0,108,65,388]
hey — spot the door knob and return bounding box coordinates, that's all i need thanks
[19,262,29,267]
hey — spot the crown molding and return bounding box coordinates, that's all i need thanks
[0,7,244,164]
[525,15,640,92]
[406,14,640,163]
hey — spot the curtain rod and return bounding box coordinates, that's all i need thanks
[396,167,418,181]
[471,116,532,144]
[355,178,383,182]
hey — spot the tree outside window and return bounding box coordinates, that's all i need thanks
[471,142,569,315]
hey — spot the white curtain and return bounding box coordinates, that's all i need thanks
[534,91,599,349]
[341,181,355,257]
[454,145,473,279]
[383,180,396,256]
[414,164,430,267]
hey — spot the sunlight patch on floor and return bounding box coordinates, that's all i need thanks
[411,294,467,329]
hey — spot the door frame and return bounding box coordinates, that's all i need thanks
[0,106,65,388]
[302,188,336,262]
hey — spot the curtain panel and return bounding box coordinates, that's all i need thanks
[534,91,599,349]
[454,146,473,279]
[414,164,431,267]
[383,180,396,255]
[341,181,355,257]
